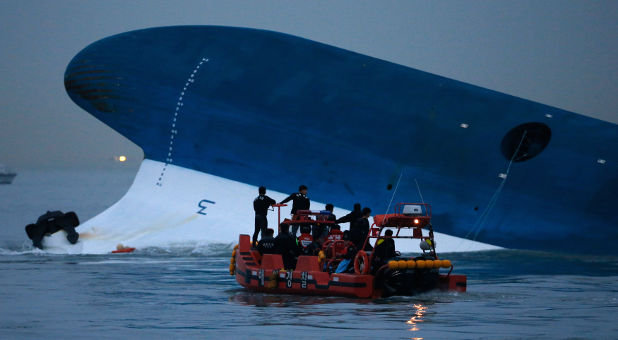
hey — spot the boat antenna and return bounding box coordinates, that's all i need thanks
[385,168,404,214]
[415,178,425,204]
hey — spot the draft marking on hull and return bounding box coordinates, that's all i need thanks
[156,57,210,187]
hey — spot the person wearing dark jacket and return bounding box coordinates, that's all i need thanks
[351,207,372,250]
[257,228,277,255]
[336,203,361,227]
[274,224,300,269]
[253,186,277,244]
[279,185,310,214]
[279,185,310,236]
[373,229,397,267]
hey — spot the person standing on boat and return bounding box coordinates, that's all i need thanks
[336,203,361,229]
[351,207,372,250]
[279,185,310,236]
[324,203,336,220]
[313,203,336,240]
[253,186,277,245]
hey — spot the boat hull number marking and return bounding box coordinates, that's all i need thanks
[286,270,293,288]
[197,199,216,215]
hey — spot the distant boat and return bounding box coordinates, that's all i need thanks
[0,164,17,184]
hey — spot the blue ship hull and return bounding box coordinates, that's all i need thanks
[64,26,617,254]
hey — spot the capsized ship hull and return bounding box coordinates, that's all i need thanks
[64,26,617,254]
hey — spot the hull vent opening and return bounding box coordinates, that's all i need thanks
[501,122,551,162]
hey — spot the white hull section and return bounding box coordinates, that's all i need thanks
[43,159,500,254]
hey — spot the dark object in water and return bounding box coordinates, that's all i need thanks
[25,211,80,249]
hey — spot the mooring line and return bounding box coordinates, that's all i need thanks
[458,130,528,249]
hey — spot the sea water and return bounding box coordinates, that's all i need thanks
[1,171,617,339]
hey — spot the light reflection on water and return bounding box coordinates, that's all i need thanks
[406,303,427,334]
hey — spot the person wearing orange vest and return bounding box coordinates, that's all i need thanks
[298,225,314,255]
[325,224,344,242]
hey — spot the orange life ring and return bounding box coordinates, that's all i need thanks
[354,250,370,275]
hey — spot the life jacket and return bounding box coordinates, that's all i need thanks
[326,229,344,242]
[298,233,313,249]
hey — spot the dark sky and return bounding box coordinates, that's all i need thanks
[1,1,616,169]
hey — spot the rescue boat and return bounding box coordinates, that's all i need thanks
[232,203,466,298]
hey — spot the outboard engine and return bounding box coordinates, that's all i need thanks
[379,268,440,297]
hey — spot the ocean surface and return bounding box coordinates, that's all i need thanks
[1,170,617,339]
